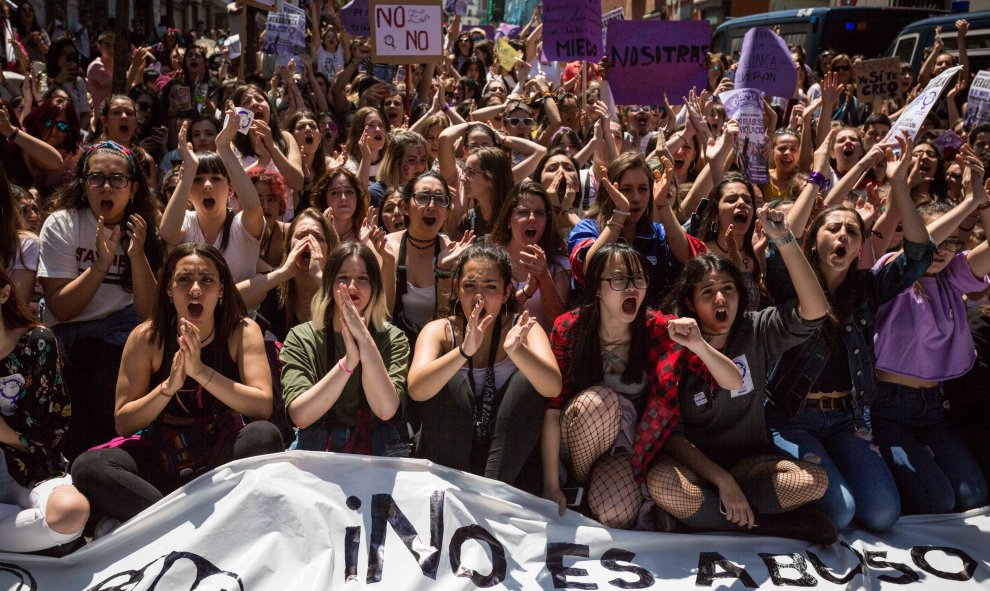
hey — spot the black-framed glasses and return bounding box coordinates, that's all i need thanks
[43,119,70,132]
[85,173,132,189]
[602,275,648,291]
[411,190,451,208]
[506,117,534,127]
[513,208,547,220]
[939,238,966,253]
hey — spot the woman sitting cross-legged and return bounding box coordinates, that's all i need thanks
[71,244,283,526]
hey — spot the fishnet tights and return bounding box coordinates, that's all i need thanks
[560,386,621,484]
[646,453,828,520]
[587,453,642,529]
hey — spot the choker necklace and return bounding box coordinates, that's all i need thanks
[406,232,434,249]
[714,239,750,266]
[199,326,216,345]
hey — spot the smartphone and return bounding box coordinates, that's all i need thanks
[562,487,584,508]
[725,70,736,82]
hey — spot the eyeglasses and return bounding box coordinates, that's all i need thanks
[506,117,534,127]
[514,208,547,220]
[411,190,451,208]
[85,173,132,189]
[938,238,966,253]
[43,119,70,132]
[461,167,486,178]
[602,275,648,291]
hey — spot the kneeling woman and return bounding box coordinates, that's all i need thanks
[408,243,561,489]
[280,243,411,455]
[71,244,283,523]
[650,207,834,543]
[544,243,742,527]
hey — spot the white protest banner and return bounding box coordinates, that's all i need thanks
[371,0,444,64]
[5,453,990,590]
[885,65,962,144]
[965,70,990,130]
[264,2,306,65]
[601,7,624,49]
[855,57,901,101]
[720,87,770,184]
[224,34,241,60]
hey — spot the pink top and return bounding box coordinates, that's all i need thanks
[873,251,989,381]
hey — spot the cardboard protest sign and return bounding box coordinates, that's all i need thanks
[601,7,624,49]
[496,36,521,71]
[720,87,769,184]
[735,27,797,100]
[855,57,900,101]
[885,65,961,144]
[965,70,990,130]
[264,2,306,66]
[341,0,370,37]
[6,453,990,590]
[542,0,602,62]
[606,19,709,106]
[370,0,443,64]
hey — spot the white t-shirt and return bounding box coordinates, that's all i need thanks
[37,209,132,325]
[7,233,39,272]
[316,46,345,80]
[181,210,261,282]
[60,77,91,117]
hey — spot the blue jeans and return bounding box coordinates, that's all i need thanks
[291,421,403,457]
[873,383,988,514]
[51,305,140,363]
[768,405,900,531]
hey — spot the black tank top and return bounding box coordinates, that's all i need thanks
[150,332,241,421]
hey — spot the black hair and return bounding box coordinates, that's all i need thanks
[662,253,748,330]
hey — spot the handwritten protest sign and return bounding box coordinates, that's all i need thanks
[341,0,370,37]
[720,88,769,184]
[965,70,990,130]
[496,37,521,70]
[601,7,624,49]
[884,65,961,144]
[606,19,709,106]
[264,3,306,66]
[542,0,602,62]
[735,27,797,100]
[370,0,443,64]
[855,57,900,101]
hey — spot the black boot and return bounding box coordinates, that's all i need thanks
[755,506,838,546]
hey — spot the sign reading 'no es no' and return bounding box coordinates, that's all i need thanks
[371,0,443,64]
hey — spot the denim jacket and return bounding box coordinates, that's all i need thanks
[764,238,935,421]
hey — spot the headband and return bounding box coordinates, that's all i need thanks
[85,140,135,163]
[550,126,574,145]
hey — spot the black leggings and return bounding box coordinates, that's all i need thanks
[415,371,543,487]
[71,421,284,521]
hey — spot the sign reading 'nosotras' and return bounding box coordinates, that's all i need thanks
[605,19,710,106]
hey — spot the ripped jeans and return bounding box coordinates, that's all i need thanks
[768,405,901,532]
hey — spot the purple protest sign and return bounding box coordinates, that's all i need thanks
[341,0,370,37]
[720,88,769,184]
[735,27,797,100]
[605,20,709,106]
[542,0,602,62]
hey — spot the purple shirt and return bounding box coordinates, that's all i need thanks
[873,251,990,381]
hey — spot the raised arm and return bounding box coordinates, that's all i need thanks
[438,121,470,185]
[159,121,197,246]
[218,107,265,239]
[886,132,931,245]
[788,128,835,240]
[759,206,828,320]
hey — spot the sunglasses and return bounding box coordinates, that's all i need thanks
[506,117,534,127]
[43,119,70,132]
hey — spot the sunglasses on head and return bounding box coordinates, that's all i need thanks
[43,119,70,132]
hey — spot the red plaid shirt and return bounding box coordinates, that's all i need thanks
[550,308,715,481]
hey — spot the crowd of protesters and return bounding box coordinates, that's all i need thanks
[1,2,989,555]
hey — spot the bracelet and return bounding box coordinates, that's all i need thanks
[807,171,832,193]
[522,283,536,298]
[612,209,631,217]
[435,266,453,279]
[203,368,216,388]
[771,231,797,247]
[607,220,624,230]
[338,359,354,375]
[6,128,17,142]
[542,90,552,98]
[159,382,175,398]
[458,344,470,360]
